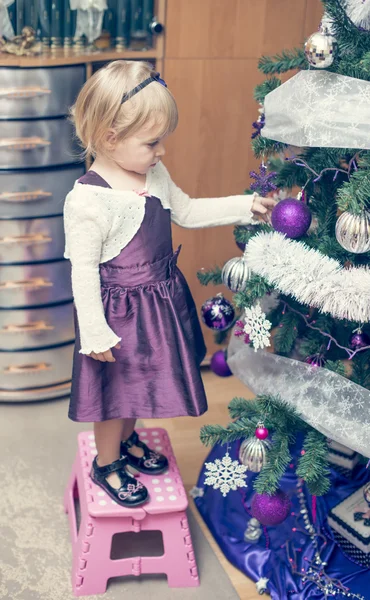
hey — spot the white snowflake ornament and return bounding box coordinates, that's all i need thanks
[243,303,272,352]
[204,452,248,497]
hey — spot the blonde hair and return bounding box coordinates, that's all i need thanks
[70,60,178,158]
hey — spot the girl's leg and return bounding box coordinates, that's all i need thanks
[94,418,126,488]
[121,418,145,458]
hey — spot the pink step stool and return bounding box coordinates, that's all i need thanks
[64,427,199,596]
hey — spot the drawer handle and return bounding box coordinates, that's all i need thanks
[4,363,52,374]
[0,87,51,99]
[0,278,53,290]
[0,137,51,151]
[1,321,55,333]
[0,190,52,203]
[0,233,52,245]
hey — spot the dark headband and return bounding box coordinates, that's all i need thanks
[121,72,167,104]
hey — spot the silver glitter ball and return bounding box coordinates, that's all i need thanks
[335,211,370,254]
[304,31,335,69]
[221,255,251,293]
[239,436,271,473]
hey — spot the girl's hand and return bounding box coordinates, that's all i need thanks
[251,195,277,222]
[89,342,121,363]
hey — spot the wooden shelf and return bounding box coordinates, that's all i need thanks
[0,47,161,68]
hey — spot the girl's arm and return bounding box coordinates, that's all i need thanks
[64,197,121,355]
[162,163,274,228]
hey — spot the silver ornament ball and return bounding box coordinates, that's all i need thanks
[221,255,251,293]
[335,211,370,254]
[304,31,335,69]
[239,436,271,473]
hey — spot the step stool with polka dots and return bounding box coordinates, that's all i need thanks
[64,428,199,596]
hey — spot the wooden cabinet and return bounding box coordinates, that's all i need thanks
[163,0,323,360]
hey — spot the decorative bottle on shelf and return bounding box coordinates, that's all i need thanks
[50,0,61,48]
[16,0,25,35]
[63,0,75,48]
[143,0,154,48]
[130,0,146,50]
[39,0,51,48]
[24,0,39,31]
[116,0,130,50]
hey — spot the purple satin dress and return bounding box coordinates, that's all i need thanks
[69,171,208,422]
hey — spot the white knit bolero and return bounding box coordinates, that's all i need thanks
[64,161,258,355]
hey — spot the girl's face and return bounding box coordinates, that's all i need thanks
[108,122,167,175]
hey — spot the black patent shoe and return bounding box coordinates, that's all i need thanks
[121,430,169,475]
[90,456,149,507]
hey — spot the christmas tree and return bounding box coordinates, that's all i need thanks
[198,0,370,501]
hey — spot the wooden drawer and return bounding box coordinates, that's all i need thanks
[0,119,81,169]
[0,66,85,119]
[0,260,72,308]
[0,301,74,350]
[0,165,84,218]
[0,215,65,264]
[0,342,74,390]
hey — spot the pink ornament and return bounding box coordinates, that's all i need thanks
[234,320,251,345]
[305,354,326,368]
[255,425,269,440]
[271,198,312,239]
[210,350,232,377]
[350,331,370,350]
[251,490,291,526]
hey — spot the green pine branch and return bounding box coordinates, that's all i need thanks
[273,311,301,355]
[254,76,282,103]
[200,416,256,447]
[253,432,292,495]
[336,166,370,215]
[233,275,274,309]
[252,136,286,159]
[325,360,346,377]
[258,49,306,74]
[197,266,223,286]
[296,430,331,496]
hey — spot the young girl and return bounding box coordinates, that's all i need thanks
[64,60,275,508]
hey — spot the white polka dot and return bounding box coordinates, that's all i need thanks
[164,478,172,483]
[90,449,97,455]
[99,500,107,506]
[153,438,161,444]
[155,446,163,451]
[151,431,159,436]
[156,496,164,502]
[152,478,160,484]
[166,486,174,492]
[89,442,96,448]
[111,500,117,505]
[97,491,105,496]
[88,434,94,440]
[140,432,147,437]
[154,487,162,492]
[169,495,177,501]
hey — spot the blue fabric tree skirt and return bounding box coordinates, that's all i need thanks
[194,440,370,599]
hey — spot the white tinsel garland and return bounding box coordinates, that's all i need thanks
[244,231,370,324]
[343,0,370,29]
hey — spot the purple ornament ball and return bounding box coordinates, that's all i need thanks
[210,350,232,377]
[251,490,291,526]
[236,241,246,252]
[201,296,235,331]
[350,331,370,350]
[271,198,312,239]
